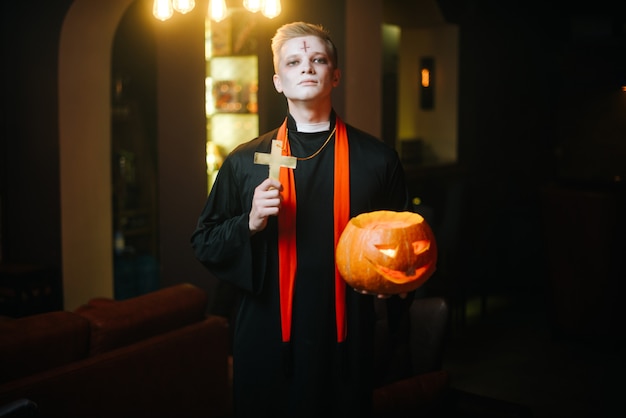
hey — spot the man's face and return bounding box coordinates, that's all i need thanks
[273,35,340,104]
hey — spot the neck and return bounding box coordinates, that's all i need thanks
[286,100,332,126]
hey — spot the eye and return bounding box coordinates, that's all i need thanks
[413,240,430,255]
[286,60,299,66]
[375,244,398,258]
[313,57,327,64]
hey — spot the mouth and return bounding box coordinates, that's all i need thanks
[299,79,318,85]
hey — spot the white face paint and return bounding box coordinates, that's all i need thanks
[272,35,340,106]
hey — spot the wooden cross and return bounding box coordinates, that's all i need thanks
[254,139,297,180]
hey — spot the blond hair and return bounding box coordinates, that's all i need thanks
[271,22,338,72]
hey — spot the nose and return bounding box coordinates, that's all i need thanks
[301,61,314,74]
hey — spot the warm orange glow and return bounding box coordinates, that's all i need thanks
[262,0,281,19]
[622,85,626,92]
[208,0,227,22]
[421,68,430,88]
[243,0,263,13]
[153,0,174,21]
[336,211,438,295]
[412,240,431,255]
[173,0,195,14]
[156,0,281,21]
[376,246,398,258]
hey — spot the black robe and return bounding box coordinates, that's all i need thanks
[191,113,411,417]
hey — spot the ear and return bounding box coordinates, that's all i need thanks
[273,74,283,93]
[332,69,341,87]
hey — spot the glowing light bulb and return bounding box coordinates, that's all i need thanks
[262,0,281,19]
[153,0,174,21]
[421,68,430,88]
[173,0,195,14]
[208,0,228,22]
[244,0,263,13]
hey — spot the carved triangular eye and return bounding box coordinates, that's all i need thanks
[413,240,430,255]
[375,245,398,258]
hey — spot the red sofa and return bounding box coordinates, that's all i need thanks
[0,283,231,418]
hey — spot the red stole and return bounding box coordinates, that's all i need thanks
[277,117,349,343]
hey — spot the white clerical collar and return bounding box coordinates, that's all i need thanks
[296,121,331,133]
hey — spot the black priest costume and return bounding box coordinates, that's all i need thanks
[191,112,413,417]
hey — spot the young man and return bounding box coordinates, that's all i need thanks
[192,21,411,417]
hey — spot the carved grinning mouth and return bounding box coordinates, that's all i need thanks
[367,240,433,284]
[371,263,435,284]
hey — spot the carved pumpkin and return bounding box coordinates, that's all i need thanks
[336,210,437,295]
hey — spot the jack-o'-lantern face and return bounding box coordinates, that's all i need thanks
[336,210,437,295]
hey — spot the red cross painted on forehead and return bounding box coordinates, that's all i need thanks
[300,41,310,52]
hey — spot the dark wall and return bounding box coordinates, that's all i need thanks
[1,0,73,267]
[410,0,625,307]
[456,1,625,184]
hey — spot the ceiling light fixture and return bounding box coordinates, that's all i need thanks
[153,0,282,22]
